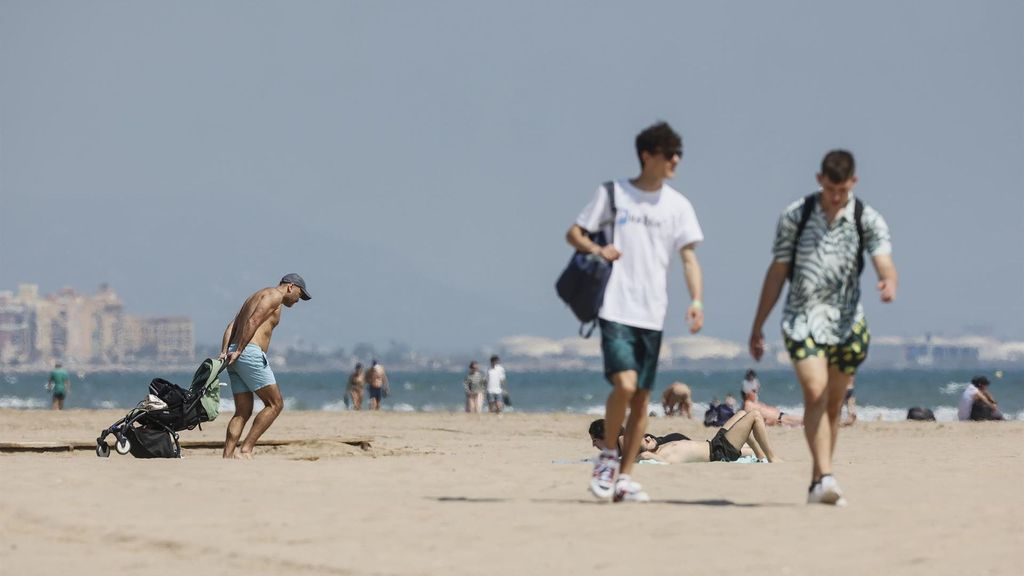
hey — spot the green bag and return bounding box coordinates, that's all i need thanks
[190,358,224,422]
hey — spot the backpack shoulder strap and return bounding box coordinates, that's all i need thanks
[854,198,865,276]
[788,193,818,281]
[603,181,617,244]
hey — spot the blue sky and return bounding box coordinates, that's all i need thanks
[2,1,1022,351]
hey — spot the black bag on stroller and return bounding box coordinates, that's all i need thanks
[96,358,225,458]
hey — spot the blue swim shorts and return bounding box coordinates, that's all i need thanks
[600,319,663,391]
[226,344,277,395]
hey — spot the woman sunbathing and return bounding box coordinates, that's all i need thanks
[588,410,778,464]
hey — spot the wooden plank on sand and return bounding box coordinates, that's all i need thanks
[0,438,373,452]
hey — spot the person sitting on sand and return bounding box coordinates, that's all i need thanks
[741,370,802,427]
[589,409,778,464]
[661,381,693,418]
[958,376,1004,421]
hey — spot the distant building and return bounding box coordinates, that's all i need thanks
[0,283,194,368]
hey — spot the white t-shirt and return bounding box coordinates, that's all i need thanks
[575,179,703,331]
[486,365,506,394]
[957,384,979,421]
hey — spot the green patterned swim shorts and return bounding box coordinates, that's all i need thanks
[784,319,870,375]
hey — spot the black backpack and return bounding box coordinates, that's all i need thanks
[703,403,720,427]
[556,182,617,338]
[143,377,211,432]
[789,192,865,282]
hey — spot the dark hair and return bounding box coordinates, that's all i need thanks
[820,149,856,183]
[635,121,682,169]
[469,361,478,369]
[490,355,500,363]
[354,362,363,371]
[971,375,990,387]
[745,369,757,380]
[588,418,625,439]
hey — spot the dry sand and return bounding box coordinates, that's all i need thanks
[1,409,1021,576]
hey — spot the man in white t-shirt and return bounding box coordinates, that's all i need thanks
[566,121,705,503]
[486,355,507,413]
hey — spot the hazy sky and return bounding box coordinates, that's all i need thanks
[2,1,1022,352]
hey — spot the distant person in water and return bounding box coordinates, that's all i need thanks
[486,355,506,413]
[47,362,71,410]
[661,381,692,418]
[347,363,365,410]
[219,273,311,459]
[464,361,485,413]
[589,409,777,464]
[367,360,389,411]
[741,370,802,427]
[841,380,857,426]
[958,376,1004,421]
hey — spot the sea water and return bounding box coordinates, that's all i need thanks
[1,368,1020,422]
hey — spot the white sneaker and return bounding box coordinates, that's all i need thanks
[589,450,619,500]
[807,475,847,506]
[613,475,650,503]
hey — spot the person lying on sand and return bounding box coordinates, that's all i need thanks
[588,409,778,464]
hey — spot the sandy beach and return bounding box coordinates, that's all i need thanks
[1,408,1020,576]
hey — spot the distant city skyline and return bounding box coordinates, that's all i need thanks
[3,280,1022,377]
[2,2,1022,351]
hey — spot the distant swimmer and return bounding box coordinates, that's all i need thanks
[661,382,692,418]
[748,149,897,506]
[219,274,311,459]
[841,380,857,426]
[347,363,365,410]
[464,361,485,413]
[367,359,389,411]
[741,370,802,427]
[486,355,506,413]
[47,362,71,410]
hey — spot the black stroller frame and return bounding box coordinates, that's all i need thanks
[95,358,226,458]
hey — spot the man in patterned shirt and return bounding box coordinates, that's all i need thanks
[748,150,897,506]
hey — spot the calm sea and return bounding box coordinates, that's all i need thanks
[1,368,1020,422]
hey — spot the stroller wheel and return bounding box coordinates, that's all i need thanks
[96,442,110,458]
[115,436,131,455]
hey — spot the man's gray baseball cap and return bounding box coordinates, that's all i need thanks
[280,273,311,300]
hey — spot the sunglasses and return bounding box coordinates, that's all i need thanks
[661,149,682,160]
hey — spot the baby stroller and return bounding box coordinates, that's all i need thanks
[95,357,225,458]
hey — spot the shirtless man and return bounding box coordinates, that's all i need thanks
[367,359,389,410]
[741,370,802,427]
[219,274,311,459]
[661,381,692,418]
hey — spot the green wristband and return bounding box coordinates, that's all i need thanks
[691,300,704,310]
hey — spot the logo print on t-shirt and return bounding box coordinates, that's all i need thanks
[617,209,664,229]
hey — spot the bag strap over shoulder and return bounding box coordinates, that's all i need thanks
[788,193,817,282]
[854,198,865,276]
[602,180,617,244]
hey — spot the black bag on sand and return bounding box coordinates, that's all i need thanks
[906,407,936,421]
[125,426,178,458]
[556,181,617,338]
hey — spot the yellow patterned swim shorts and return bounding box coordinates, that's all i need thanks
[784,319,870,375]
